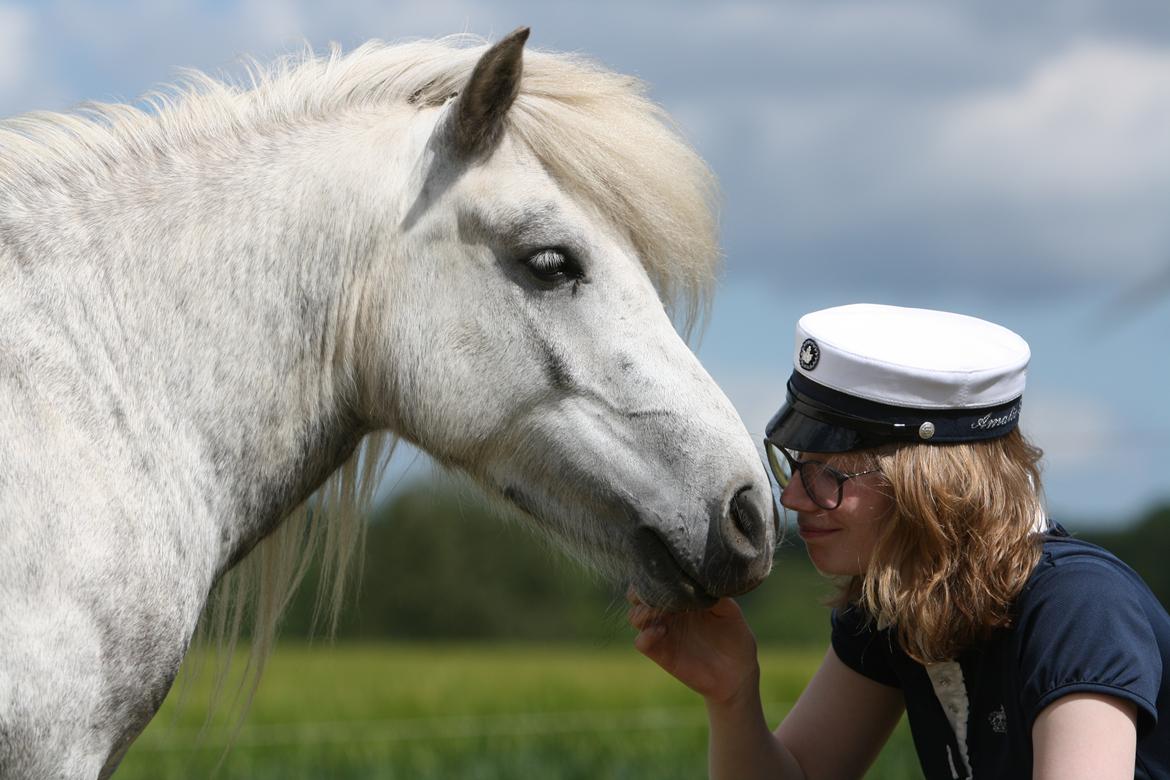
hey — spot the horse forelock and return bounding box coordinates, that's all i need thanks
[0,35,719,335]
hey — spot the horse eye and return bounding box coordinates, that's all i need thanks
[523,248,580,285]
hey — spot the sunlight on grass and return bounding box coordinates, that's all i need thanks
[118,643,919,779]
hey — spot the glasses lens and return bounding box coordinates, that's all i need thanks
[801,460,843,510]
[765,441,791,489]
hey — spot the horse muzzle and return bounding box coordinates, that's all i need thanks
[630,480,776,611]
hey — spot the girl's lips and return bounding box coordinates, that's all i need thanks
[797,526,840,541]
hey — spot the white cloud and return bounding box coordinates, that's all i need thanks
[929,42,1170,278]
[938,43,1170,190]
[0,4,34,95]
[681,35,1170,292]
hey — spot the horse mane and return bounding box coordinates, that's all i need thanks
[0,35,719,328]
[2,35,720,717]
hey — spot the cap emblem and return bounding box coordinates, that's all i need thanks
[799,339,820,371]
[918,422,936,440]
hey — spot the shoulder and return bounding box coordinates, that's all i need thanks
[1014,531,1160,660]
[1012,530,1166,735]
[1017,532,1150,614]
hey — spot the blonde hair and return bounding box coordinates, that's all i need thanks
[834,429,1046,663]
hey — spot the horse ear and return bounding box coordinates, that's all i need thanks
[449,27,530,159]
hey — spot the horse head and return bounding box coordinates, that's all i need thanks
[360,29,776,609]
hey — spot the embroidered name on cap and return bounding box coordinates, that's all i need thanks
[970,405,1020,431]
[799,339,820,371]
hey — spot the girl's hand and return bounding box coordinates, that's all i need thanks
[627,589,760,706]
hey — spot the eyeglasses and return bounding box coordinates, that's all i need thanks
[764,440,881,511]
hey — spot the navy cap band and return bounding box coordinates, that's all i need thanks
[765,372,1022,453]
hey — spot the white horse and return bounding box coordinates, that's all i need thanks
[0,28,775,777]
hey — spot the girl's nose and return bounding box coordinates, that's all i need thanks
[779,471,817,512]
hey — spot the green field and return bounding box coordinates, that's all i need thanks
[117,643,922,779]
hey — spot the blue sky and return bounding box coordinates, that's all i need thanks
[3,1,1168,527]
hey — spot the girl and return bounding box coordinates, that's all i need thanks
[629,303,1169,779]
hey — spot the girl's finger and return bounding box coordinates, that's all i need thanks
[627,603,664,631]
[633,623,667,655]
[709,597,741,619]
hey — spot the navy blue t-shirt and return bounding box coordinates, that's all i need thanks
[832,529,1170,779]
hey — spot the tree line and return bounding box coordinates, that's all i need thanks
[277,477,1169,645]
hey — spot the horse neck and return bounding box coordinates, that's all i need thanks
[51,118,398,573]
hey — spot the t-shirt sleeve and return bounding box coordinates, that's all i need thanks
[1016,559,1162,735]
[831,605,901,688]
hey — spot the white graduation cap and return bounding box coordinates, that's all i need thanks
[765,303,1030,453]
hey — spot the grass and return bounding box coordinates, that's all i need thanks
[116,642,921,779]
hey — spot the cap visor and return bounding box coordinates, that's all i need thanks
[764,403,867,454]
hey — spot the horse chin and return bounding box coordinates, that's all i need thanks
[632,574,718,612]
[628,526,718,612]
[498,481,722,611]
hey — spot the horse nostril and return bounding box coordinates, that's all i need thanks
[698,483,774,599]
[724,484,767,558]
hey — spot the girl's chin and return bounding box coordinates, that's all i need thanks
[806,551,864,578]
